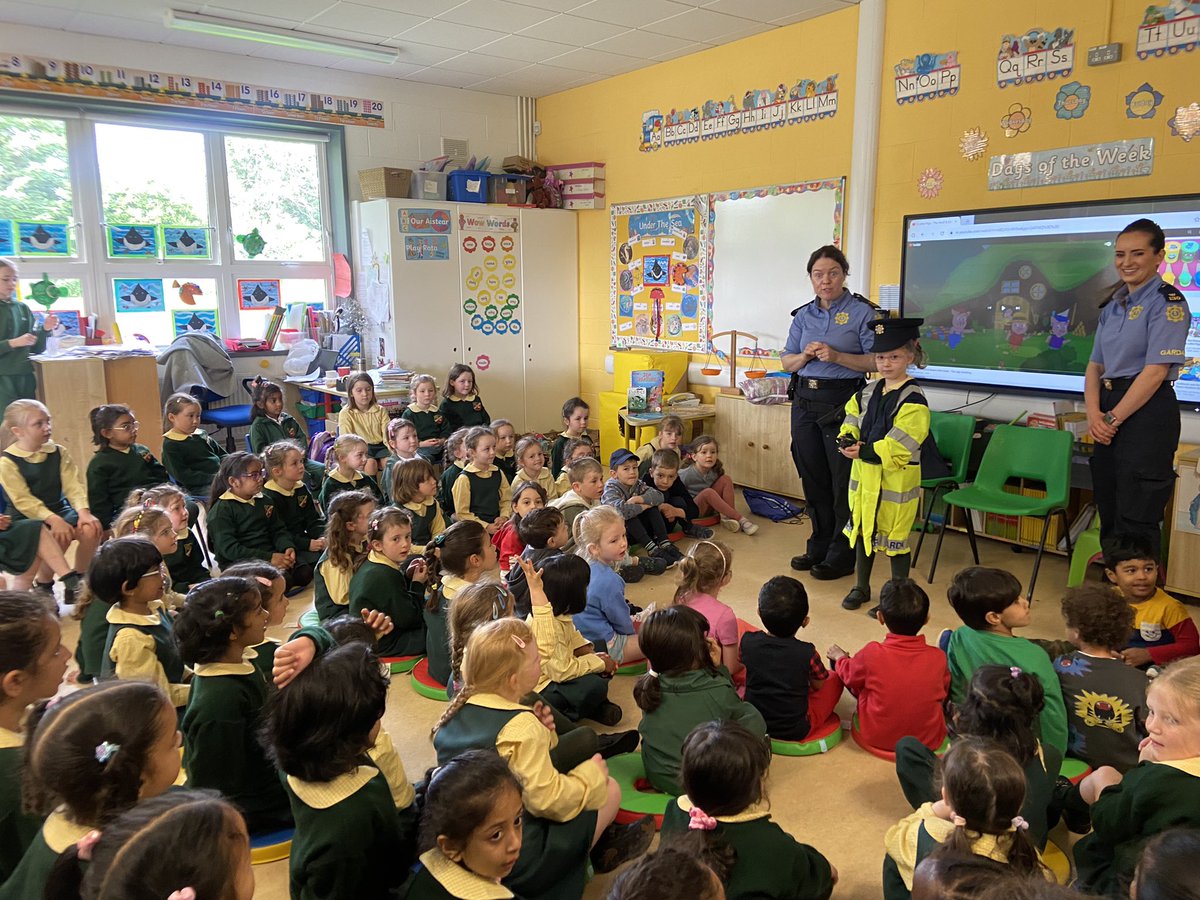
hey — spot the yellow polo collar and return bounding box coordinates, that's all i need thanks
[264,479,294,497]
[367,549,401,571]
[675,794,771,823]
[420,849,514,899]
[107,599,165,626]
[288,765,379,809]
[218,490,258,504]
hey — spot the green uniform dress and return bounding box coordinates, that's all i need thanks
[1074,758,1200,895]
[181,659,292,834]
[433,697,598,900]
[662,796,834,900]
[313,548,364,623]
[439,461,466,519]
[639,666,768,794]
[0,300,48,413]
[495,452,517,485]
[0,729,41,883]
[402,849,520,899]
[318,469,381,509]
[73,597,115,683]
[549,434,571,480]
[0,444,82,524]
[439,394,490,431]
[249,413,325,488]
[0,809,91,900]
[85,444,170,530]
[248,638,281,684]
[452,465,508,524]
[348,550,426,657]
[403,498,445,551]
[262,479,325,567]
[161,429,227,498]
[101,601,189,708]
[206,491,295,569]
[400,403,450,465]
[0,519,44,579]
[162,526,209,592]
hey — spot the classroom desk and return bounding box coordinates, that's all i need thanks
[618,403,716,451]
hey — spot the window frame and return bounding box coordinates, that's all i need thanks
[0,92,349,341]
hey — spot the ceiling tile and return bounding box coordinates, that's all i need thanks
[0,2,77,28]
[571,0,693,28]
[201,6,298,28]
[712,20,774,42]
[518,14,628,44]
[648,7,765,42]
[64,10,176,43]
[543,46,643,74]
[432,52,530,76]
[328,57,426,76]
[349,0,462,13]
[403,66,493,87]
[201,0,338,19]
[382,41,463,67]
[393,18,507,50]
[651,40,713,61]
[473,67,598,96]
[44,0,186,18]
[588,28,693,57]
[308,2,426,37]
[474,33,576,62]
[771,1,851,25]
[437,0,556,32]
[505,0,590,12]
[703,0,825,19]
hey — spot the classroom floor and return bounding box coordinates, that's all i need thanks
[58,499,1200,899]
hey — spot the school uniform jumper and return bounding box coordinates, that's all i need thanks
[162,525,210,591]
[181,658,291,833]
[662,796,834,900]
[438,460,466,519]
[161,428,226,498]
[73,597,115,683]
[403,498,445,553]
[0,441,88,525]
[313,544,364,622]
[452,463,511,526]
[402,848,518,899]
[401,402,450,464]
[249,413,326,487]
[0,299,49,413]
[741,632,843,742]
[0,728,41,883]
[338,404,392,460]
[349,549,426,658]
[263,479,325,567]
[432,693,604,900]
[439,394,490,431]
[206,490,294,569]
[529,603,609,722]
[639,666,768,794]
[0,808,92,900]
[602,476,670,548]
[86,443,170,530]
[101,599,190,707]
[318,468,381,509]
[425,574,470,688]
[1054,650,1148,772]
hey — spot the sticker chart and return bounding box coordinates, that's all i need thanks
[460,211,522,337]
[610,195,708,351]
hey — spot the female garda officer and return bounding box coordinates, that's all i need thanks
[1087,218,1188,554]
[781,245,881,581]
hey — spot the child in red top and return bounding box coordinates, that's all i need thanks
[828,578,949,753]
[1104,533,1199,668]
[493,481,547,573]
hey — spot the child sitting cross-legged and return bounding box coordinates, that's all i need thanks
[506,506,569,618]
[527,553,622,726]
[338,373,391,477]
[493,480,546,575]
[313,490,375,622]
[827,578,949,754]
[740,575,842,742]
[603,447,684,568]
[319,433,382,508]
[349,506,429,659]
[945,566,1067,754]
[660,720,836,900]
[636,605,767,794]
[511,435,560,502]
[1054,583,1148,772]
[673,539,741,676]
[574,506,645,664]
[642,448,714,539]
[381,418,419,502]
[390,457,445,553]
[160,392,226,501]
[554,436,595,495]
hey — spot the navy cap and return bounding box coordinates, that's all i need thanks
[871,316,924,353]
[610,448,638,468]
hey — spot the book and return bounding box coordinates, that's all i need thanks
[629,369,664,413]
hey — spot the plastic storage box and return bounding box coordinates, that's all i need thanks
[409,171,448,201]
[448,170,490,203]
[489,174,532,205]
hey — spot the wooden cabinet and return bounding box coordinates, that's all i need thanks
[714,394,804,499]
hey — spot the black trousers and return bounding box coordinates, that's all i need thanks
[790,386,859,564]
[625,507,669,547]
[1091,381,1179,553]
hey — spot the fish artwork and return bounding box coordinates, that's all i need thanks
[22,225,58,252]
[168,230,204,254]
[236,228,267,258]
[172,280,203,305]
[244,285,270,306]
[121,227,148,251]
[120,283,156,308]
[185,312,209,332]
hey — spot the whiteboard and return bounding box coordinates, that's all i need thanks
[708,179,844,357]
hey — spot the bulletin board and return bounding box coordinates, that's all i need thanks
[610,195,709,351]
[708,178,845,357]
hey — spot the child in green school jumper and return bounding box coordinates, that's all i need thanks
[492,419,518,485]
[451,426,511,536]
[85,404,170,531]
[381,418,420,502]
[314,491,374,623]
[318,433,381,509]
[402,374,451,465]
[438,428,470,520]
[261,441,325,572]
[223,560,288,683]
[206,452,305,589]
[661,721,834,900]
[349,507,429,659]
[126,484,208,591]
[422,520,498,689]
[248,377,325,489]
[0,259,54,413]
[391,457,445,552]
[160,393,227,500]
[176,576,293,835]
[550,397,590,479]
[439,364,490,431]
[0,593,67,883]
[263,640,417,900]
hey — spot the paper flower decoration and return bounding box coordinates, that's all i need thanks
[959,127,989,161]
[1054,81,1091,119]
[1001,103,1032,137]
[1168,103,1200,142]
[917,167,944,199]
[1125,82,1164,119]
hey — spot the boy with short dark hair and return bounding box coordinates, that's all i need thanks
[827,579,950,753]
[740,575,843,741]
[1054,583,1148,772]
[602,448,684,567]
[1103,532,1200,668]
[640,448,714,539]
[944,566,1068,753]
[505,506,568,618]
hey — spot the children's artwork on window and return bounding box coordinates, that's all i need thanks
[235,228,267,258]
[173,280,203,305]
[106,224,158,258]
[0,220,12,256]
[16,222,70,256]
[237,279,281,310]
[172,308,218,337]
[34,310,80,335]
[114,279,166,312]
[163,226,210,258]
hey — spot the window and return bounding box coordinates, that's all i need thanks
[0,105,338,343]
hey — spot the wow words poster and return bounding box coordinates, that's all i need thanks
[459,211,521,338]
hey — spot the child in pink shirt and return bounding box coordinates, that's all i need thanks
[673,540,740,676]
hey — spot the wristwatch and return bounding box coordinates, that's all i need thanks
[1102,412,1120,426]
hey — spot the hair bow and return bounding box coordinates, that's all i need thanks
[688,807,718,831]
[1011,816,1029,831]
[95,741,120,764]
[1010,666,1022,678]
[167,889,197,900]
[75,830,101,861]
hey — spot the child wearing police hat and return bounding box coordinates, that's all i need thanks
[836,317,930,613]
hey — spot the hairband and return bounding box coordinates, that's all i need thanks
[510,634,526,649]
[75,830,101,861]
[688,807,718,831]
[254,576,273,588]
[132,512,142,531]
[431,531,448,548]
[1010,666,1022,678]
[168,890,197,900]
[95,741,119,764]
[691,540,729,577]
[951,814,967,828]
[1011,816,1029,831]
[213,610,225,619]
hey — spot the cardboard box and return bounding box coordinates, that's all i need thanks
[547,162,606,181]
[563,195,606,210]
[358,167,413,199]
[562,179,605,196]
[502,155,535,173]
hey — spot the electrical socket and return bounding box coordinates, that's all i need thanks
[1087,43,1122,65]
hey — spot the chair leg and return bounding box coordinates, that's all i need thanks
[929,512,951,584]
[912,485,944,567]
[1029,514,1052,601]
[962,506,980,564]
[1058,509,1073,559]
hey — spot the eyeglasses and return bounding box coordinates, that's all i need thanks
[139,564,168,580]
[112,420,139,432]
[238,469,267,481]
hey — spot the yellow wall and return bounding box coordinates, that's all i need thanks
[537,0,1198,408]
[535,6,860,407]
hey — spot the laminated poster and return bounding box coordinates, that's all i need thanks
[893,51,961,103]
[996,26,1075,87]
[460,212,521,337]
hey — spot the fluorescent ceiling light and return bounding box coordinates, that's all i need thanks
[164,10,400,64]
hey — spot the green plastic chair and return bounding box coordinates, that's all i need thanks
[912,412,976,567]
[1067,511,1102,587]
[928,424,1073,600]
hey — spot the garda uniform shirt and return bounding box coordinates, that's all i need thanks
[783,289,879,380]
[1089,274,1189,378]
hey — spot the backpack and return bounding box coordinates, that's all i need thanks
[741,488,806,523]
[307,430,335,467]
